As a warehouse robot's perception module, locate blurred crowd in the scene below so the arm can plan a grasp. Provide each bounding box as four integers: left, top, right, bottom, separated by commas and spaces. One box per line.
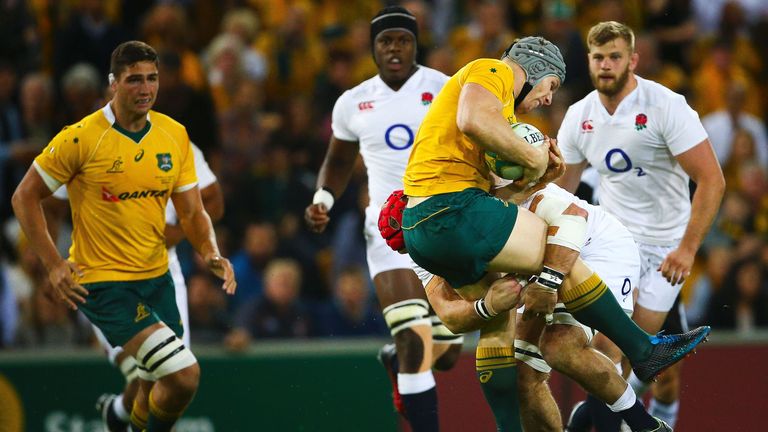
1, 0, 767, 351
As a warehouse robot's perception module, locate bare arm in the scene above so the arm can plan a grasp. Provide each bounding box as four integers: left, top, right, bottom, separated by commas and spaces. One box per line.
555, 160, 588, 193
457, 83, 548, 181
304, 136, 359, 233
660, 139, 725, 284
165, 181, 224, 248
425, 274, 524, 334
12, 167, 87, 309
171, 186, 236, 294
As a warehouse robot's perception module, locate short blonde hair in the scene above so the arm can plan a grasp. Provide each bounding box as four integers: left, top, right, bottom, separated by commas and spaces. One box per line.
587, 21, 635, 52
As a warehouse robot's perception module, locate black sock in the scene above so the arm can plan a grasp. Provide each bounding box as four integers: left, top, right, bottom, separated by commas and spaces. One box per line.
400, 388, 439, 432
587, 394, 623, 432
566, 400, 591, 432
620, 399, 658, 431
106, 398, 128, 431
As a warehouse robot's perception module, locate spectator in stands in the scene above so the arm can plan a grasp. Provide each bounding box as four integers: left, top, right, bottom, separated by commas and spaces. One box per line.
224, 259, 313, 351
57, 63, 103, 129
53, 0, 128, 84
634, 32, 687, 94
686, 246, 733, 326
314, 266, 387, 337
140, 3, 206, 90
706, 257, 768, 332
229, 222, 278, 310
702, 82, 768, 170
448, 0, 515, 71
187, 273, 232, 345
220, 8, 268, 82
154, 51, 220, 156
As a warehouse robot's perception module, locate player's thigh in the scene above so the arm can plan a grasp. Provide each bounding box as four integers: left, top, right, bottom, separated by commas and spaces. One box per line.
142, 272, 184, 339
402, 188, 520, 288
636, 242, 682, 312
486, 206, 546, 275
580, 229, 640, 315
80, 279, 163, 347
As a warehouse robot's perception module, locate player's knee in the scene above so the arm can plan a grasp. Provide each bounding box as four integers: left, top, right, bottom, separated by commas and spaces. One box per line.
164, 363, 200, 398
531, 194, 588, 251
136, 326, 197, 383
383, 299, 431, 337
393, 328, 426, 372
539, 326, 583, 370
515, 339, 553, 377
433, 343, 462, 371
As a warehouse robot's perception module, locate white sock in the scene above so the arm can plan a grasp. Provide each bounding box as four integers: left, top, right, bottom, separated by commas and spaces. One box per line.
113, 394, 130, 421
628, 370, 650, 397
649, 398, 679, 428
398, 371, 436, 395
608, 384, 637, 412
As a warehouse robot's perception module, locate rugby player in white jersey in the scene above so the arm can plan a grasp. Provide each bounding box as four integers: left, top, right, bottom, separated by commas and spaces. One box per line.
49, 143, 222, 432
556, 21, 725, 430
303, 6, 461, 431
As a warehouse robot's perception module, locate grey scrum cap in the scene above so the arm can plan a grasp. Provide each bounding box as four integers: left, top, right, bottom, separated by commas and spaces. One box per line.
503, 36, 566, 86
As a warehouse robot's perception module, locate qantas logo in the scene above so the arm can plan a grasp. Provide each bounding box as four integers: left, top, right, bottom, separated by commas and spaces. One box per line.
102, 186, 168, 202
358, 101, 374, 111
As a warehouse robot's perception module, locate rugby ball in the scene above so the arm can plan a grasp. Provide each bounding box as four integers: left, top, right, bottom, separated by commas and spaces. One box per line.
484, 122, 546, 180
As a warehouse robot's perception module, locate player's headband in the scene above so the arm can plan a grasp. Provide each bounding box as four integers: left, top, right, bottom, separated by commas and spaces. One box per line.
370, 6, 418, 45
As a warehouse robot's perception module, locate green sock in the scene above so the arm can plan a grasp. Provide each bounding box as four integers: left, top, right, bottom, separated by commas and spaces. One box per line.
476, 346, 523, 432
562, 273, 651, 363
130, 401, 148, 432
147, 391, 182, 432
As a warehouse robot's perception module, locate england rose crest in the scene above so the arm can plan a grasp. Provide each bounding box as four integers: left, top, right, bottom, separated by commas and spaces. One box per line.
635, 113, 647, 131
421, 92, 433, 105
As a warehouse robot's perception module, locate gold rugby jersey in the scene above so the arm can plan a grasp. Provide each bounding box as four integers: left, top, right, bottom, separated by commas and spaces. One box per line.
34, 104, 197, 283
404, 58, 518, 196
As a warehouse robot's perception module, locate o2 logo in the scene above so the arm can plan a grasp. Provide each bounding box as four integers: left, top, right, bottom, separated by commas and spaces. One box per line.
621, 278, 632, 296
385, 124, 414, 150
604, 148, 646, 176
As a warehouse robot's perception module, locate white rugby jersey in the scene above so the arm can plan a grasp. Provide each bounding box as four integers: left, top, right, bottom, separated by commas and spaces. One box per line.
558, 76, 708, 245
332, 66, 449, 207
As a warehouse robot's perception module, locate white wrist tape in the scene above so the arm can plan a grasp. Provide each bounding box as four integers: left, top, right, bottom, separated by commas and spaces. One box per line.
474, 298, 497, 320
313, 188, 335, 211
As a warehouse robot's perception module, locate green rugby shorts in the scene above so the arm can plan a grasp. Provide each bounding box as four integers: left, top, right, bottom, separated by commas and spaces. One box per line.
79, 272, 183, 346
402, 188, 518, 288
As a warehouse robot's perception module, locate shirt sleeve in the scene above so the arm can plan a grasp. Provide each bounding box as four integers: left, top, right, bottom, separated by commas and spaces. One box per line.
557, 106, 586, 164
173, 132, 198, 193
190, 142, 217, 189
460, 59, 514, 104
662, 95, 709, 156
34, 127, 84, 191
331, 91, 357, 142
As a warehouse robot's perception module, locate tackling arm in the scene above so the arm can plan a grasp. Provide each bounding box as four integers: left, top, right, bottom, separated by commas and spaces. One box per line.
426, 274, 525, 334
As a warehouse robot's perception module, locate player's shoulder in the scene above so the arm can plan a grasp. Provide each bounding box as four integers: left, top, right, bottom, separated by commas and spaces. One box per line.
335, 75, 381, 109
636, 76, 689, 109
417, 65, 450, 85
53, 109, 109, 142
149, 110, 185, 131
149, 110, 189, 141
